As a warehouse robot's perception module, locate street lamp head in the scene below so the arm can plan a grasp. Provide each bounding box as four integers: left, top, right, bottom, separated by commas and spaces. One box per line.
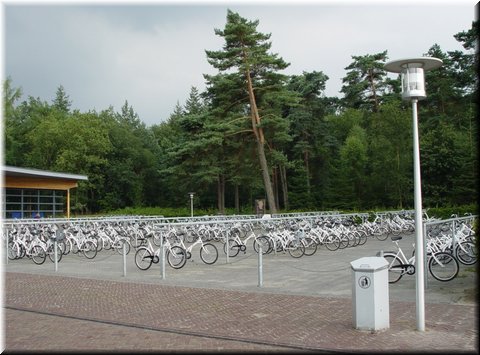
384, 57, 443, 101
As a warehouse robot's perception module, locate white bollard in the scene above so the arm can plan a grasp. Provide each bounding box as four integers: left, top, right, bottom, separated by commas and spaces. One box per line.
6, 228, 9, 265
160, 235, 165, 280
258, 244, 263, 287
226, 236, 229, 264
122, 241, 127, 277
54, 239, 58, 272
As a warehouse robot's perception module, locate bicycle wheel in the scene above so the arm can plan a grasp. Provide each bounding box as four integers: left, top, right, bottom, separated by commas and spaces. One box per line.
391, 227, 402, 236
82, 241, 98, 259
114, 239, 131, 255
383, 254, 404, 283
350, 233, 360, 247
47, 243, 63, 263
302, 237, 317, 256
375, 227, 389, 241
287, 239, 305, 258
56, 240, 66, 255
132, 236, 146, 249
325, 235, 340, 251
253, 236, 271, 254
134, 247, 154, 270
357, 230, 368, 246
96, 240, 104, 252
31, 245, 47, 265
19, 244, 26, 258
223, 238, 240, 257
152, 234, 163, 247
338, 234, 349, 249
455, 241, 477, 265
166, 246, 187, 269
61, 240, 70, 255
7, 241, 19, 260
428, 252, 459, 282
103, 239, 112, 251
200, 243, 218, 265
71, 241, 80, 254
185, 233, 196, 243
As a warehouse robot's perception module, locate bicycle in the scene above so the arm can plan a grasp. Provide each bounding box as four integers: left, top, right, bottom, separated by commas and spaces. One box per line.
9, 230, 47, 265
175, 234, 219, 265
453, 223, 477, 265
223, 223, 274, 256
64, 228, 98, 259
381, 236, 459, 283
134, 237, 187, 270
308, 225, 341, 251
264, 229, 305, 258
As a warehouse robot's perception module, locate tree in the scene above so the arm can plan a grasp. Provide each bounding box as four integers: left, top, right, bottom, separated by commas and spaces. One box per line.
52, 85, 72, 113
286, 71, 329, 207
322, 109, 367, 208
450, 20, 478, 97
117, 100, 144, 130
205, 10, 290, 213
340, 51, 395, 112
367, 102, 412, 208
3, 76, 22, 118
338, 125, 368, 208
151, 106, 186, 207
3, 77, 23, 164
421, 122, 464, 206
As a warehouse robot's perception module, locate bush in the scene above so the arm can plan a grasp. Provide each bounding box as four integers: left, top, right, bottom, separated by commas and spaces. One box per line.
426, 204, 478, 220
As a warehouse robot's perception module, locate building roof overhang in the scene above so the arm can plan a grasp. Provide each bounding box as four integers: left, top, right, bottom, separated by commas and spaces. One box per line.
2, 166, 88, 181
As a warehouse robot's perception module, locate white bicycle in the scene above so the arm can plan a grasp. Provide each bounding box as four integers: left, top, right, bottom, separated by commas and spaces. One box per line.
134, 237, 187, 270
382, 236, 459, 283
176, 235, 219, 265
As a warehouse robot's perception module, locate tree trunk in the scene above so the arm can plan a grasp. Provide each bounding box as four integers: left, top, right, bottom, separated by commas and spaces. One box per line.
368, 69, 380, 113
217, 174, 225, 215
279, 164, 289, 210
245, 69, 277, 213
221, 175, 225, 214
304, 150, 311, 196
273, 167, 279, 210
234, 183, 240, 214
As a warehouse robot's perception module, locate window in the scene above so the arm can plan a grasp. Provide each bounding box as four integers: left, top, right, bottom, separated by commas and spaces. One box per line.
3, 188, 66, 218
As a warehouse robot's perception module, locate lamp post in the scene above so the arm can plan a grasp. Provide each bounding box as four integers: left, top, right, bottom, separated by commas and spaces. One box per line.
188, 192, 195, 217
384, 57, 442, 332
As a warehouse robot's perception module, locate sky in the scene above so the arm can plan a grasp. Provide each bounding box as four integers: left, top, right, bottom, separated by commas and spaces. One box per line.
3, 0, 477, 126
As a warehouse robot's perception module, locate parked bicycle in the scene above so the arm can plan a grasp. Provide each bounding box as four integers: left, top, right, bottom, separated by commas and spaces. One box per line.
381, 236, 459, 283
134, 237, 187, 270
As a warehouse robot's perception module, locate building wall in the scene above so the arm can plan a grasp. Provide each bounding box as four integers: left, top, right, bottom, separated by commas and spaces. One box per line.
3, 175, 80, 219
4, 188, 66, 219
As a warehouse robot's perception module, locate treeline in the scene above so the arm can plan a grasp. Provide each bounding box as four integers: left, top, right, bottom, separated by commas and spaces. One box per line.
3, 11, 477, 215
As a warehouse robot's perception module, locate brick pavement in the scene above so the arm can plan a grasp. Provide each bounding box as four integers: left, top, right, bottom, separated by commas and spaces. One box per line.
4, 272, 478, 353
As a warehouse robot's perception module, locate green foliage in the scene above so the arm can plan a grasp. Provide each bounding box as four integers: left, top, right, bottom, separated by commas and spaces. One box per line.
426, 204, 478, 220
340, 51, 397, 112
3, 16, 477, 215
103, 206, 255, 218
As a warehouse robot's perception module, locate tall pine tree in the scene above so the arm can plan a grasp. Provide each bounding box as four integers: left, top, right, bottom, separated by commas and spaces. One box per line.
205, 10, 290, 213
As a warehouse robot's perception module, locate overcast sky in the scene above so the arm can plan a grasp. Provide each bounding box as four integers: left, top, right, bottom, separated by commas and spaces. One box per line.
3, 1, 476, 126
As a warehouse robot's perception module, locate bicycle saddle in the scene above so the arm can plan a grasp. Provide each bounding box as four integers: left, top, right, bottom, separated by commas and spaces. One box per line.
391, 236, 402, 241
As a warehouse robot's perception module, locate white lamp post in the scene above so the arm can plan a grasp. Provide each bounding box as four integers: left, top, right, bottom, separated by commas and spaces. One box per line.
188, 192, 195, 217
384, 57, 442, 332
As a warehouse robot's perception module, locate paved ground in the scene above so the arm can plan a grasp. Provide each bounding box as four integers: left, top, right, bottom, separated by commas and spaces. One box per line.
3, 234, 478, 352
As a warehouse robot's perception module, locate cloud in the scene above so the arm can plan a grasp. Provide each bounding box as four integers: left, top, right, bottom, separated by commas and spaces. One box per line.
6, 5, 222, 124
4, 3, 475, 126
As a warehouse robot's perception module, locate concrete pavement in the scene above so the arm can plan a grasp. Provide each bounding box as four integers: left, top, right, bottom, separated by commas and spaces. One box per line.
3, 234, 478, 352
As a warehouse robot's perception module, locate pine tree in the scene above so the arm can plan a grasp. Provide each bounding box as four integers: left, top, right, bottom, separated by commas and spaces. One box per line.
205, 10, 290, 213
